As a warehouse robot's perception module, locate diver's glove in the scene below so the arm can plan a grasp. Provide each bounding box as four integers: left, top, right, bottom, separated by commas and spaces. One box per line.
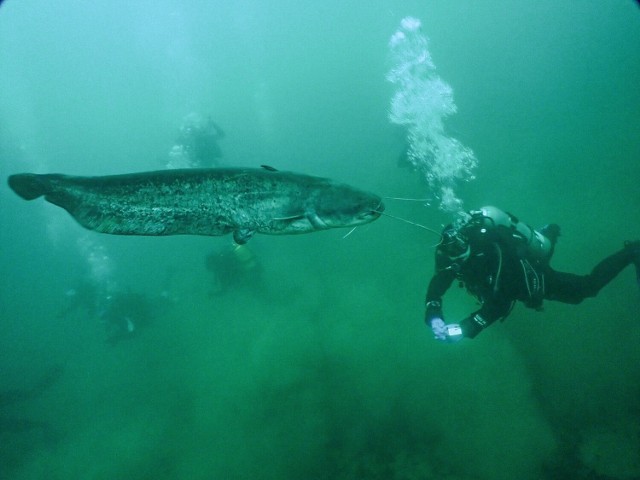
429, 317, 448, 341
429, 318, 464, 343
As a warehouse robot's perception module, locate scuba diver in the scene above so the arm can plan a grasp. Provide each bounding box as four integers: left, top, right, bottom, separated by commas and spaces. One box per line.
57, 279, 153, 345
205, 242, 263, 297
97, 290, 154, 346
167, 112, 225, 169
425, 206, 640, 341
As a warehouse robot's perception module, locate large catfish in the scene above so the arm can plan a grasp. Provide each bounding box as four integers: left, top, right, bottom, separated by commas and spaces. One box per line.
8, 166, 384, 244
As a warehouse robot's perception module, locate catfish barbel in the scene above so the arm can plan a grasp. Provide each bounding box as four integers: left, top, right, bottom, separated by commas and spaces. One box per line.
8, 166, 384, 244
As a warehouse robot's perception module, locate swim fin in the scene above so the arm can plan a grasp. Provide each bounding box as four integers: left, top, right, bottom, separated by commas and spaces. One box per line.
624, 241, 640, 287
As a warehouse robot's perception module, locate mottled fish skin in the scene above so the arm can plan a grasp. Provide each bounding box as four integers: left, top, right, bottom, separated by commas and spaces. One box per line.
8, 168, 384, 242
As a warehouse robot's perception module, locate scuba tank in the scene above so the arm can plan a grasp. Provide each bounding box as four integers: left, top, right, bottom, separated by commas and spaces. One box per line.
464, 206, 553, 262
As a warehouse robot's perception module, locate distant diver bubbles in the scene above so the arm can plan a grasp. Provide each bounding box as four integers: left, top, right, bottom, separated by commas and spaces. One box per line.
77, 235, 116, 294
387, 16, 477, 213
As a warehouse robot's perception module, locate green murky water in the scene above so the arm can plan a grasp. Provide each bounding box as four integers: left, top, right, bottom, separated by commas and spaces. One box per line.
1, 1, 639, 479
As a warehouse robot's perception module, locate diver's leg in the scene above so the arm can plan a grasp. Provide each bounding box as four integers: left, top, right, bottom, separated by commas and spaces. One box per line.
545, 243, 638, 303
544, 270, 591, 304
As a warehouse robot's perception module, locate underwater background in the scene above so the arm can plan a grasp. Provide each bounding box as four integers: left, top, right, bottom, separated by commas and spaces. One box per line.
1, 1, 639, 479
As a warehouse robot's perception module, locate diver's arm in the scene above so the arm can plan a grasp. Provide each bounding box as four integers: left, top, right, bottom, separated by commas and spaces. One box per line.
424, 268, 455, 341
424, 246, 459, 318
459, 297, 514, 339
424, 269, 454, 320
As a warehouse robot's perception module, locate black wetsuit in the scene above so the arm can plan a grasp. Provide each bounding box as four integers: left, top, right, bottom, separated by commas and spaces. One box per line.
425, 225, 637, 338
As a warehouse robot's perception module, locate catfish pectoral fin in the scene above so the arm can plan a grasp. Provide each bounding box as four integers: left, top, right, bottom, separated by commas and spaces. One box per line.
271, 214, 305, 221
307, 212, 328, 230
233, 229, 255, 245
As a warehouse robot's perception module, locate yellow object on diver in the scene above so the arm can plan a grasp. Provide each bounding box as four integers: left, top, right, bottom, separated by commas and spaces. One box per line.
232, 243, 259, 272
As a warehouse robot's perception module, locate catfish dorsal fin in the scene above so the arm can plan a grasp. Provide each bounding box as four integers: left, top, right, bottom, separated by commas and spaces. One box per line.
260, 165, 278, 172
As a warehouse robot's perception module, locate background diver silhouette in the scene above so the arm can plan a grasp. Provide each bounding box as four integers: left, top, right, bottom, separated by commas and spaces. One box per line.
167, 113, 225, 169
425, 206, 640, 341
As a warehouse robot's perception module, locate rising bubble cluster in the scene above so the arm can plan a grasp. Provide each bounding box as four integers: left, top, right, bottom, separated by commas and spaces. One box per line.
387, 17, 477, 213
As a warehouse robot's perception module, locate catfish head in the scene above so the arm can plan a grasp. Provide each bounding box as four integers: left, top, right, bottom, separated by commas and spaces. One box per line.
307, 181, 384, 230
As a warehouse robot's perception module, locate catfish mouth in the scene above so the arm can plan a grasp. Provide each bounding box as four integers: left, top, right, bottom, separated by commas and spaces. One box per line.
368, 199, 385, 219
352, 198, 384, 224
354, 202, 384, 223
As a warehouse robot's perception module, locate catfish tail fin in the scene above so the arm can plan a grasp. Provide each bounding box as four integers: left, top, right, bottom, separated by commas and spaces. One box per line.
8, 173, 52, 200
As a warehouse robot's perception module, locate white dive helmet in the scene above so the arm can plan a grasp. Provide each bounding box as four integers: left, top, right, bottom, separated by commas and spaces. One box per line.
468, 206, 552, 261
